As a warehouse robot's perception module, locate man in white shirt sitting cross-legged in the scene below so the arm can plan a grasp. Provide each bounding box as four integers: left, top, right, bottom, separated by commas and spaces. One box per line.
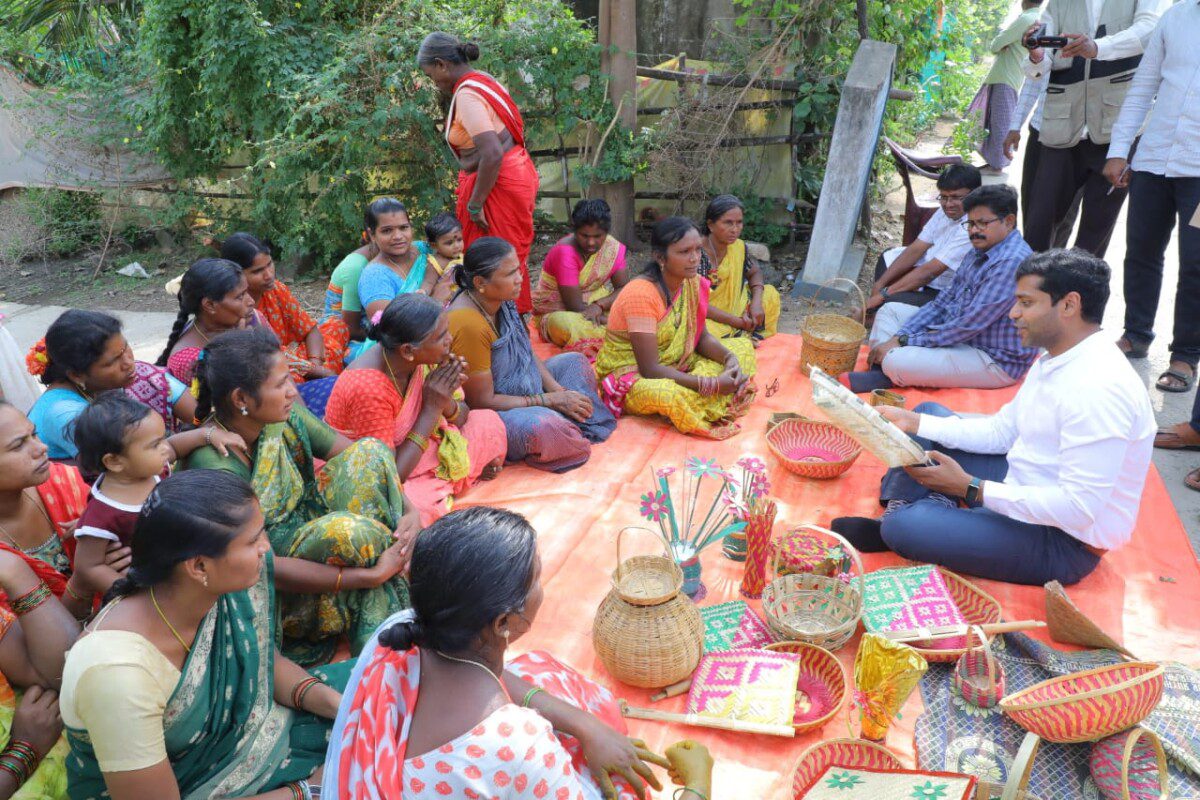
866, 165, 982, 313
832, 249, 1154, 586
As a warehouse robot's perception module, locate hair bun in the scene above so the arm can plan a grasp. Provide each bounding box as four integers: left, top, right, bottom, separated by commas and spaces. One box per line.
458, 42, 481, 62
380, 617, 426, 651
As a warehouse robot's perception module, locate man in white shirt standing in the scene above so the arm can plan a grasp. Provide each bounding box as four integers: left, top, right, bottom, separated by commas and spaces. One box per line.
1020, 0, 1163, 257
1103, 0, 1200, 394
832, 249, 1155, 586
867, 165, 981, 313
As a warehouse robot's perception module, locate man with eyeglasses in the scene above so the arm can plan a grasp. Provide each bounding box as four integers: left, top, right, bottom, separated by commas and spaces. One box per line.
867, 165, 982, 313
846, 185, 1039, 392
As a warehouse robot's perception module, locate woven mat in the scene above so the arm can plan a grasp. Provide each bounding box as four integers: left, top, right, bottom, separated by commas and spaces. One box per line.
915, 633, 1200, 798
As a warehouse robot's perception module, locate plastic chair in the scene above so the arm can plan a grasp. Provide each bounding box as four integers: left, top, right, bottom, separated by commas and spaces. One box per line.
883, 136, 964, 245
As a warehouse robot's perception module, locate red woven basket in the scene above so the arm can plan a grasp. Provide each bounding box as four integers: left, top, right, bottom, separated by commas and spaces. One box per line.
766, 418, 862, 479
791, 738, 902, 797
999, 662, 1165, 743
764, 642, 848, 735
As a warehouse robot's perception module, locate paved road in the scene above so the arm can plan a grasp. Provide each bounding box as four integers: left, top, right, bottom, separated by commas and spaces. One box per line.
890, 130, 1199, 552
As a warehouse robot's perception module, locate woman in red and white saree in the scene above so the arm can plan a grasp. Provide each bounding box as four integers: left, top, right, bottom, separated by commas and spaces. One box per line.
418, 32, 540, 314
323, 506, 713, 800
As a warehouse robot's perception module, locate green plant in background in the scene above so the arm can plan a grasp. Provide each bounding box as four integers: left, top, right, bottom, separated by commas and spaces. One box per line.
14, 188, 103, 258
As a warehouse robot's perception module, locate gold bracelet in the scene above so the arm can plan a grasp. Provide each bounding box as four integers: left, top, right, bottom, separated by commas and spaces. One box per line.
405, 431, 430, 452
65, 580, 90, 603
334, 568, 344, 593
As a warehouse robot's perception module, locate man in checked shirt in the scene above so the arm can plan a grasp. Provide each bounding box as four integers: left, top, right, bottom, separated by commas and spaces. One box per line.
847, 184, 1040, 392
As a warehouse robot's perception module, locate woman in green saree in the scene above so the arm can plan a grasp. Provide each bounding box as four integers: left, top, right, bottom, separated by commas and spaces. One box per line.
181, 328, 420, 666
61, 470, 348, 800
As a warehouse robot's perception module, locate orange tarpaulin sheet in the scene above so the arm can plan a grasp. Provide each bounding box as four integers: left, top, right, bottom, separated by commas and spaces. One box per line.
455, 333, 1200, 799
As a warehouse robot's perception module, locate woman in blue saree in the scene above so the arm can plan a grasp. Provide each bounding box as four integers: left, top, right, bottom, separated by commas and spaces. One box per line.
61, 470, 349, 800
447, 237, 615, 472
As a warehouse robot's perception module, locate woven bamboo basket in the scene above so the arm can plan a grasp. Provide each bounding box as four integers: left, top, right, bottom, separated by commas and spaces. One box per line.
953, 627, 1006, 709
791, 738, 902, 798
999, 662, 1165, 744
765, 641, 848, 734
761, 525, 863, 651
593, 529, 705, 688
799, 278, 868, 377
1089, 728, 1169, 800
766, 416, 862, 479
869, 565, 1002, 663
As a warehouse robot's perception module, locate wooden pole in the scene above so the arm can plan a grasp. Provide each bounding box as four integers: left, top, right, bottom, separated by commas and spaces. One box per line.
597, 0, 637, 243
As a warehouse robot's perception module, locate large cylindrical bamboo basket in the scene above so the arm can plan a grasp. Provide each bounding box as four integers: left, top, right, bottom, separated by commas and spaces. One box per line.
592, 529, 705, 688
799, 278, 868, 377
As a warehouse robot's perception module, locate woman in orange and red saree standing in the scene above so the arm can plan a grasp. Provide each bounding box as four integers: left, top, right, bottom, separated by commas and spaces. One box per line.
418, 32, 539, 315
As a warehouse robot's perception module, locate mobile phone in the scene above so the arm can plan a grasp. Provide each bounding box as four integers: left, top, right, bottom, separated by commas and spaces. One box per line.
1035, 34, 1070, 48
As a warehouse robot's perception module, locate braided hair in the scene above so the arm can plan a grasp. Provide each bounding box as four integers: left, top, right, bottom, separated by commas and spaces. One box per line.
156, 259, 243, 367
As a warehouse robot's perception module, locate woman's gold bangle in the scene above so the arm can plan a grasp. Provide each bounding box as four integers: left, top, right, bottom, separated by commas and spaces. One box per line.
334, 568, 344, 593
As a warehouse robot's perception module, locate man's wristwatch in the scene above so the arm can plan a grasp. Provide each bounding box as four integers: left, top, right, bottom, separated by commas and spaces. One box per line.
965, 476, 983, 506
880, 286, 892, 299
896, 333, 909, 347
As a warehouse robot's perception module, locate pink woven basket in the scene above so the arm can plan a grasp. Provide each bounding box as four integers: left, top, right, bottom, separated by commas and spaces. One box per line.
764, 641, 848, 734
952, 627, 1005, 709
999, 662, 1165, 743
766, 418, 862, 479
791, 738, 902, 797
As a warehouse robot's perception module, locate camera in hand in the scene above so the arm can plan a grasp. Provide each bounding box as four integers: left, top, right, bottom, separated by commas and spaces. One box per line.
1024, 24, 1069, 49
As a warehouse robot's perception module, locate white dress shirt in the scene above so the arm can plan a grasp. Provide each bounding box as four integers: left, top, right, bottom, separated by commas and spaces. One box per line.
916, 332, 1155, 550
1010, 70, 1050, 133
917, 209, 973, 292
1107, 1, 1200, 176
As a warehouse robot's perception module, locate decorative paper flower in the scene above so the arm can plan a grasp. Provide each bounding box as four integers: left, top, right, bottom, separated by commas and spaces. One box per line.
655, 466, 676, 478
684, 456, 721, 478
715, 469, 740, 486
736, 455, 766, 474
25, 338, 49, 377
639, 490, 670, 521
721, 488, 748, 521
746, 474, 771, 499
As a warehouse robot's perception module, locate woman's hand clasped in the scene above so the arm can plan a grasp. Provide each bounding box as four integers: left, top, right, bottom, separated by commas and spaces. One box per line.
424, 356, 467, 415
546, 390, 593, 423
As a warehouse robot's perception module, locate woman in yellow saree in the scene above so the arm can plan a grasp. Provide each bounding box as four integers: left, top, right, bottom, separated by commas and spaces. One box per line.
531, 199, 630, 358
595, 217, 757, 440
699, 195, 780, 340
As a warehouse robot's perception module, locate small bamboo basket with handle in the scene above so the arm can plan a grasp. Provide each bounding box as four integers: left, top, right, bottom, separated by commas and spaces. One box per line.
800, 277, 868, 377
1089, 728, 1169, 800
761, 525, 863, 651
592, 528, 705, 688
953, 626, 1006, 709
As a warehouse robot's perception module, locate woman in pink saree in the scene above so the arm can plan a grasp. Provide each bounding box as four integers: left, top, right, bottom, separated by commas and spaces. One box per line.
324, 294, 506, 525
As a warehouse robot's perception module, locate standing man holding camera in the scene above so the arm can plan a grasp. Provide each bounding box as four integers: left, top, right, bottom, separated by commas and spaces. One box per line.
1103, 0, 1200, 393
1019, 0, 1164, 258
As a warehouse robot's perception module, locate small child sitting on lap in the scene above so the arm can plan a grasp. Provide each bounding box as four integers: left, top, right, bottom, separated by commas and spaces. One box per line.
71, 391, 246, 599
426, 212, 464, 304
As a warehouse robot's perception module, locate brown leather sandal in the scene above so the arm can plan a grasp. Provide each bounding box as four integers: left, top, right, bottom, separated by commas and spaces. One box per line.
1154, 422, 1200, 451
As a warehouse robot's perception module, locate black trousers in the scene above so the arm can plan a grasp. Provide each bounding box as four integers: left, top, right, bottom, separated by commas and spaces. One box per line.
873, 254, 939, 307
1122, 171, 1200, 367
1025, 135, 1126, 258
1021, 127, 1081, 249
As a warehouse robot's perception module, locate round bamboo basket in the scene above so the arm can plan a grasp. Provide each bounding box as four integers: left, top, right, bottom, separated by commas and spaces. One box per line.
765, 641, 848, 734
799, 278, 868, 377
868, 565, 1002, 663
593, 529, 705, 688
999, 662, 1165, 744
761, 525, 863, 651
765, 417, 862, 479
791, 738, 902, 798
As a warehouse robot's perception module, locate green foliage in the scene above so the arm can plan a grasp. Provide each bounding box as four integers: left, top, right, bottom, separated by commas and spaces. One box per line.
11, 188, 103, 258
20, 0, 644, 270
